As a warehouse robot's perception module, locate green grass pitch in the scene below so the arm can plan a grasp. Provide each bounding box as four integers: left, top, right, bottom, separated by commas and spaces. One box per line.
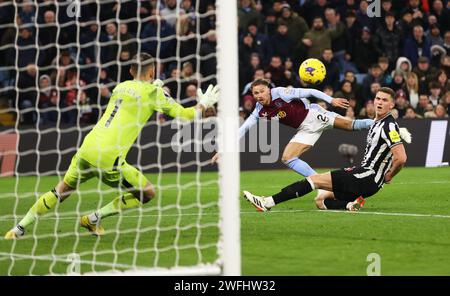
0, 167, 449, 275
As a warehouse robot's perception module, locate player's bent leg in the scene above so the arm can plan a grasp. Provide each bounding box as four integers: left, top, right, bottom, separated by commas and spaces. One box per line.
82, 164, 154, 236
282, 142, 316, 177
5, 180, 75, 239
309, 172, 333, 191
315, 190, 335, 210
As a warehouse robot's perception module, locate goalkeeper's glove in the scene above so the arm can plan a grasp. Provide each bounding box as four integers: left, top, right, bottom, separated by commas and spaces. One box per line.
153, 79, 164, 88
197, 84, 219, 109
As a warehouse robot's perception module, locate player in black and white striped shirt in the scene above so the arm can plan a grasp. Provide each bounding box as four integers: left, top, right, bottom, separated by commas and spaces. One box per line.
243, 87, 409, 212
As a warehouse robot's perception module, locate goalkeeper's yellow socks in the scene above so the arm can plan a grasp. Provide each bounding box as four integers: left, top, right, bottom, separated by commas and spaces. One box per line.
91, 193, 142, 222
18, 189, 60, 229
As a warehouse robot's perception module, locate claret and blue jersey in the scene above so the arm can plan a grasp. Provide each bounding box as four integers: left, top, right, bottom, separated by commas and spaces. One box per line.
239, 87, 334, 138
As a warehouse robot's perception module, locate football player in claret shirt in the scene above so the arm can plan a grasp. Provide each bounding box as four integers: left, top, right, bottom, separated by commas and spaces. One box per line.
244, 87, 409, 212
5, 53, 219, 239
213, 78, 374, 178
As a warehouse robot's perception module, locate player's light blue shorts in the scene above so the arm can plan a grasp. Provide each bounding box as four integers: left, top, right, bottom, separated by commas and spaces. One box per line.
63, 154, 149, 191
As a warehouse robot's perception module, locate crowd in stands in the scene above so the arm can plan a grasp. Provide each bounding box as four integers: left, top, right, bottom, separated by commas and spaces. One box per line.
0, 0, 217, 126
0, 0, 450, 127
238, 0, 450, 121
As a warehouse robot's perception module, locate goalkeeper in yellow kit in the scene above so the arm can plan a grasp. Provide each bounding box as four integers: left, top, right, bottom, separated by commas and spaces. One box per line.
5, 53, 219, 239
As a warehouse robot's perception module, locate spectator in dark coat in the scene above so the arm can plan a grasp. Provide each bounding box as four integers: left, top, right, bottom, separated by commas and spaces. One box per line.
403, 24, 431, 67
353, 27, 381, 73
271, 22, 295, 61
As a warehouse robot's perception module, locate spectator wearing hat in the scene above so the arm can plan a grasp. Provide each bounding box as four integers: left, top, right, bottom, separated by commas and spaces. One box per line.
430, 44, 447, 68
403, 24, 431, 67
395, 89, 411, 117
263, 9, 278, 36
390, 70, 406, 92
374, 11, 403, 69
413, 56, 438, 93
353, 27, 381, 73
277, 4, 309, 50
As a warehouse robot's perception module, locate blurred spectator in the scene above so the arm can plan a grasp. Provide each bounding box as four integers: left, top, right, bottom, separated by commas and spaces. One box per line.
353, 27, 381, 73
435, 103, 449, 118
119, 23, 137, 56
361, 64, 384, 102
302, 16, 344, 59
378, 57, 393, 85
278, 4, 309, 49
141, 9, 176, 59
428, 81, 442, 106
238, 0, 263, 33
265, 56, 288, 86
374, 11, 403, 69
416, 94, 431, 116
390, 70, 406, 92
359, 99, 376, 119
271, 22, 295, 61
403, 106, 423, 118
320, 49, 340, 90
436, 70, 450, 92
395, 56, 413, 78
403, 24, 431, 67
405, 72, 420, 108
180, 84, 198, 108
19, 0, 36, 24
395, 89, 410, 117
244, 23, 273, 65
161, 0, 178, 28
413, 56, 438, 93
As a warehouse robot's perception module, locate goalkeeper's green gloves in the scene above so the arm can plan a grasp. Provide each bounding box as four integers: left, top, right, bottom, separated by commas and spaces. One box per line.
198, 84, 219, 109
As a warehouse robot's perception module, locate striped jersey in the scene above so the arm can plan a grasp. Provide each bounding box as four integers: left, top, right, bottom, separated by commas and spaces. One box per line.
358, 112, 403, 187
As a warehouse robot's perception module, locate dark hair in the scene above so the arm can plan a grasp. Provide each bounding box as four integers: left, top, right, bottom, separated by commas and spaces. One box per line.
131, 53, 155, 75
378, 87, 396, 100
250, 78, 271, 91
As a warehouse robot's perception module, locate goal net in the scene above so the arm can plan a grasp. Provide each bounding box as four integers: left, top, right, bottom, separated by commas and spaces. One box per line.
0, 0, 240, 275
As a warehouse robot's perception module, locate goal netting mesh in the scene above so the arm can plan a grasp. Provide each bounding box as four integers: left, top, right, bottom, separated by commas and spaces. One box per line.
0, 0, 240, 275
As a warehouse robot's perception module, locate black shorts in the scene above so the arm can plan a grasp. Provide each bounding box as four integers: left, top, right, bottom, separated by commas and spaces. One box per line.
330, 167, 380, 202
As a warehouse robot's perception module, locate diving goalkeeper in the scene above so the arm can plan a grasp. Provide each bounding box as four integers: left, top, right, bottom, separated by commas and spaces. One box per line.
5, 53, 219, 239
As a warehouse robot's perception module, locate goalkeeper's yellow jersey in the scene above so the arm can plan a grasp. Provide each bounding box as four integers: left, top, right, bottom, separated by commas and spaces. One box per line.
78, 80, 197, 169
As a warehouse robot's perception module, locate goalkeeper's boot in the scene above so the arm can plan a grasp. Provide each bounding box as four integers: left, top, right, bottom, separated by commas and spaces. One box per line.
4, 225, 25, 240
80, 215, 105, 236
243, 191, 270, 212
346, 196, 366, 211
